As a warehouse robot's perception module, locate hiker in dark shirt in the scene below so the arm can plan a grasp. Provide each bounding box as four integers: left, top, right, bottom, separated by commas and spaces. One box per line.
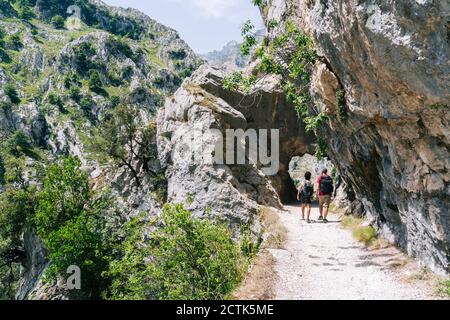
316, 169, 334, 223
297, 171, 314, 223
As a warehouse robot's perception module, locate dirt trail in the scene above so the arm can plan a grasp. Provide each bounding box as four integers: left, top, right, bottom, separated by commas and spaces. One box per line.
269, 205, 440, 300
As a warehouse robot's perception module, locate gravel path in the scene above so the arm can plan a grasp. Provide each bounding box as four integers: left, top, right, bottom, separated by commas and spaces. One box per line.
270, 205, 436, 300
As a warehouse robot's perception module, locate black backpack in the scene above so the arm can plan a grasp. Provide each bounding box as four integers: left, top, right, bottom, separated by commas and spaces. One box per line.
302, 181, 314, 197
320, 176, 334, 195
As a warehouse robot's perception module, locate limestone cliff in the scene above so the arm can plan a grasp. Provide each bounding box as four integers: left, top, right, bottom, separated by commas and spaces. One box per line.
260, 0, 449, 273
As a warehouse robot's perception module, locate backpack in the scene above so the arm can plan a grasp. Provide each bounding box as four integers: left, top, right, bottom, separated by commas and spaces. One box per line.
302, 181, 314, 197
320, 176, 334, 195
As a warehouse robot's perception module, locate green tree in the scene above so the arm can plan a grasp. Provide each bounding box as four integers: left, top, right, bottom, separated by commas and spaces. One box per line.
105, 204, 246, 300
88, 105, 158, 187
33, 157, 115, 298
51, 15, 65, 29
17, 2, 35, 21
240, 20, 257, 56
34, 157, 90, 236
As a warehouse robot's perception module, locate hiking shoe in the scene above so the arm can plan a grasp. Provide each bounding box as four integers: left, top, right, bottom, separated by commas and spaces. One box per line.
306, 219, 311, 224
323, 219, 329, 223
318, 216, 323, 221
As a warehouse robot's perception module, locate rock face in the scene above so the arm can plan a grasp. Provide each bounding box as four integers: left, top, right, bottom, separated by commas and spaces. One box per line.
201, 30, 265, 70
289, 154, 334, 188
201, 41, 250, 70
262, 0, 449, 273
157, 64, 315, 226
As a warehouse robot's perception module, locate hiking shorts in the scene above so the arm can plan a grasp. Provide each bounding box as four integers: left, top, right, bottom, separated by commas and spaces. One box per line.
319, 195, 332, 208
300, 195, 312, 205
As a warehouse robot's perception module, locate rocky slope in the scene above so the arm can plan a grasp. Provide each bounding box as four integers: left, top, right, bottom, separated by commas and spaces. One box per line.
201, 30, 265, 70
201, 41, 249, 70
0, 0, 201, 299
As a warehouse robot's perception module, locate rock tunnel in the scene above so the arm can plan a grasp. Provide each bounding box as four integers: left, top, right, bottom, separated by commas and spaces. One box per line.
194, 68, 316, 203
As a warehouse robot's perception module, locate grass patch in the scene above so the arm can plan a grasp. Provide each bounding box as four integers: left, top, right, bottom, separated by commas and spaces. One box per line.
328, 203, 338, 213
342, 216, 377, 246
184, 83, 218, 110
231, 250, 276, 300
260, 207, 287, 249
232, 207, 286, 300
145, 46, 166, 68
437, 279, 450, 297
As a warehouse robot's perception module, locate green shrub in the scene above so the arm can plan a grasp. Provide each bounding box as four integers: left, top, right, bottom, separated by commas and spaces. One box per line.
0, 129, 40, 299
0, 263, 20, 300
107, 69, 123, 87
177, 65, 197, 79
0, 47, 11, 63
239, 19, 328, 157
0, 0, 16, 19
0, 187, 36, 249
47, 92, 64, 108
106, 204, 247, 300
0, 26, 5, 43
17, 3, 35, 21
34, 157, 90, 236
240, 20, 257, 56
73, 42, 97, 74
63, 72, 81, 89
69, 86, 81, 101
437, 279, 450, 297
240, 225, 261, 259
353, 226, 377, 246
223, 71, 256, 94
168, 49, 187, 60
107, 36, 134, 60
109, 95, 120, 108
5, 34, 22, 51
342, 216, 377, 246
88, 70, 103, 93
3, 130, 37, 159
51, 15, 65, 29
79, 96, 93, 111
4, 83, 20, 104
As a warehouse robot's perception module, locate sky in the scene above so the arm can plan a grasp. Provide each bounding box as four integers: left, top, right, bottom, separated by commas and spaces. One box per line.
102, 0, 264, 54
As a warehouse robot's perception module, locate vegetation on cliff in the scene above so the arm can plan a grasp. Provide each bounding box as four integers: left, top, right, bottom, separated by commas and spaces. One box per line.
227, 14, 329, 159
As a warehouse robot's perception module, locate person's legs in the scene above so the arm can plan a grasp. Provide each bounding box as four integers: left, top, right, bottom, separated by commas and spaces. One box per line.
301, 203, 305, 220
323, 196, 331, 221
318, 196, 324, 219
323, 205, 329, 219
306, 204, 312, 221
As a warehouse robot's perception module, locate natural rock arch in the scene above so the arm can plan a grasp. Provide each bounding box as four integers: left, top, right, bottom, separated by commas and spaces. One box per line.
157, 65, 317, 229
